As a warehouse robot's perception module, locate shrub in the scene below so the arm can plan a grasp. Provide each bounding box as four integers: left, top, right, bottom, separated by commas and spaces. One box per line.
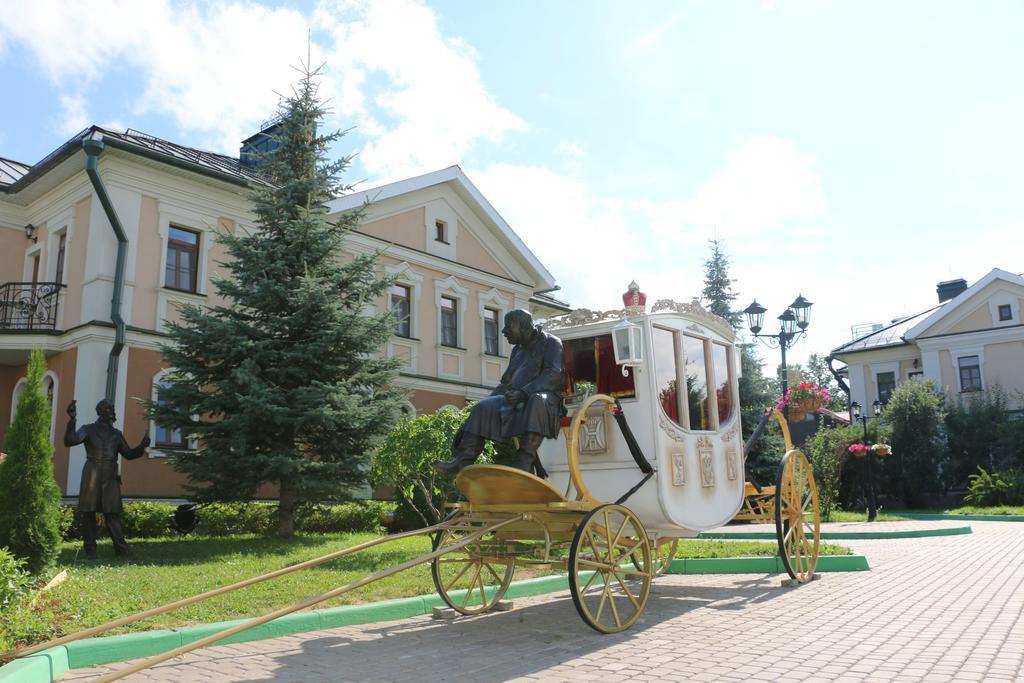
964, 467, 1024, 506
294, 501, 394, 534
0, 547, 31, 612
946, 387, 1024, 487
804, 425, 849, 521
883, 379, 947, 507
372, 408, 508, 529
0, 349, 63, 575
123, 502, 175, 538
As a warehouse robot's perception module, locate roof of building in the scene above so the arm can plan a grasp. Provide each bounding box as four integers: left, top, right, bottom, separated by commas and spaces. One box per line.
904, 268, 1024, 340
327, 165, 557, 291
0, 156, 32, 185
1, 126, 274, 194
830, 306, 941, 355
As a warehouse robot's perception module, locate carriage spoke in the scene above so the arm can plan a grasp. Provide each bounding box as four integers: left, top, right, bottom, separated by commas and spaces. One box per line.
444, 557, 474, 592
612, 572, 641, 609
460, 564, 482, 608
607, 580, 622, 628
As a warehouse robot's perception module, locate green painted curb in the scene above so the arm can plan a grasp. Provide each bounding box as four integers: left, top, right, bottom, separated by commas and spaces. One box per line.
700, 525, 972, 540
666, 554, 869, 573
0, 559, 866, 682
887, 512, 1024, 522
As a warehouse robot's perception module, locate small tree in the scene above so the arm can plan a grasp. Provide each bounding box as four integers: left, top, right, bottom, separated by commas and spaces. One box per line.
0, 349, 62, 574
700, 238, 742, 329
150, 65, 404, 536
804, 424, 850, 521
882, 379, 947, 507
372, 408, 507, 528
945, 386, 1018, 487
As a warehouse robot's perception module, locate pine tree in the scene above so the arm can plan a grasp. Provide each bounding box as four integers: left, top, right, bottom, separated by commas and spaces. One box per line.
0, 348, 62, 574
150, 66, 404, 537
700, 238, 742, 329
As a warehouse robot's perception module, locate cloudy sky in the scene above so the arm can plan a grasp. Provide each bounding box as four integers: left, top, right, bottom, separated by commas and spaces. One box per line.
2, 0, 1022, 369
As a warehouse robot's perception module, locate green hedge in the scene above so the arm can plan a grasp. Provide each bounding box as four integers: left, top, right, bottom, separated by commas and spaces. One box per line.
57, 500, 396, 540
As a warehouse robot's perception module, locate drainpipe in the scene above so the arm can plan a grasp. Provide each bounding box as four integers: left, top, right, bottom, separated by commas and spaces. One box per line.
82, 137, 128, 402
826, 354, 850, 407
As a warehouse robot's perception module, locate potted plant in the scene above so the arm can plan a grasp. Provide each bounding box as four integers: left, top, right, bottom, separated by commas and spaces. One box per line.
777, 382, 831, 420
847, 443, 871, 458
872, 443, 892, 457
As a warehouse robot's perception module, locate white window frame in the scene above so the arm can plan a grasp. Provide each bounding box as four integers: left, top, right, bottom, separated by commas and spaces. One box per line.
989, 291, 1020, 328
149, 369, 197, 458
42, 371, 58, 441
384, 262, 424, 340
952, 348, 985, 394
434, 275, 470, 349
10, 377, 27, 424
478, 287, 510, 358
869, 362, 900, 404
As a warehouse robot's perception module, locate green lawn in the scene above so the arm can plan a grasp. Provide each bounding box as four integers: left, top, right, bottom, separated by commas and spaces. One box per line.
944, 505, 1024, 516
14, 532, 850, 644
827, 510, 913, 522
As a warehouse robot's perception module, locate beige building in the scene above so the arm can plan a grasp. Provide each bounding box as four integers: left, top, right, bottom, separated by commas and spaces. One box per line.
831, 269, 1024, 412
0, 126, 566, 500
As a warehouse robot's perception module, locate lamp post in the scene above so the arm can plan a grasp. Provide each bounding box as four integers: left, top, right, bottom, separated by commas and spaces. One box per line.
851, 400, 882, 522
742, 294, 813, 417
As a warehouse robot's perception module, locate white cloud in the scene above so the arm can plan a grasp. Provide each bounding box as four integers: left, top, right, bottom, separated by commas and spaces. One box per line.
638, 136, 825, 246
315, 0, 525, 179
57, 94, 89, 136
0, 0, 522, 166
556, 141, 585, 159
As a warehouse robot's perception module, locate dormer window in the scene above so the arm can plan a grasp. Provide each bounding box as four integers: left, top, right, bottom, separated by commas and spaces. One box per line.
435, 220, 448, 244
998, 304, 1012, 321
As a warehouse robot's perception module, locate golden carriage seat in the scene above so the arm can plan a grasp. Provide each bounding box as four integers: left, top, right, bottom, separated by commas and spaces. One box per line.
455, 464, 567, 505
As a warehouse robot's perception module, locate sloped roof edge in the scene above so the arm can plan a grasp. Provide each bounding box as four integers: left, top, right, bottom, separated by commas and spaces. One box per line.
326, 166, 556, 290
904, 268, 1024, 340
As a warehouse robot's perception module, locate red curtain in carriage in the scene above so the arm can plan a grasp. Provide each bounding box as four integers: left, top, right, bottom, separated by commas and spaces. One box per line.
562, 334, 636, 398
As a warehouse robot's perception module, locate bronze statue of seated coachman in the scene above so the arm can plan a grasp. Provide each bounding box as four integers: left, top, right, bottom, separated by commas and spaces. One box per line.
432, 309, 565, 478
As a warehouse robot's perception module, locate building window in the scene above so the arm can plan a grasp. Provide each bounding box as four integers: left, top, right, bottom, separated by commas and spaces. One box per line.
390, 284, 411, 338
441, 296, 458, 347
154, 381, 186, 448
435, 220, 448, 244
908, 371, 924, 381
876, 371, 896, 404
998, 304, 1012, 321
958, 356, 982, 392
165, 226, 200, 292
484, 308, 500, 355
55, 234, 67, 285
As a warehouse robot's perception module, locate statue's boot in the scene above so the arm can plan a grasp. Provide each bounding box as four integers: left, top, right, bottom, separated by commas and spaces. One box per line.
432, 432, 484, 476
514, 432, 547, 478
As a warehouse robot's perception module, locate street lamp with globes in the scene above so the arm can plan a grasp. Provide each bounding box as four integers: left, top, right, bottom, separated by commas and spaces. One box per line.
742, 294, 813, 416
851, 399, 883, 522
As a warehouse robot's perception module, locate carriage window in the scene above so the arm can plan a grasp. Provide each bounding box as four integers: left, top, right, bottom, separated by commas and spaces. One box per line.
683, 335, 711, 431
653, 326, 681, 423
713, 342, 733, 424
562, 334, 636, 399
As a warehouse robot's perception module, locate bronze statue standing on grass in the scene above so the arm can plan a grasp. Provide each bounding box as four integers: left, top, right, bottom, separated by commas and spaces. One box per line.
65, 399, 150, 559
432, 309, 565, 477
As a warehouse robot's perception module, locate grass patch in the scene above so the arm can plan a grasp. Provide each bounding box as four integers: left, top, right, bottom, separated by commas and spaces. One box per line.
675, 539, 851, 557
945, 505, 1024, 516
827, 510, 913, 522
3, 533, 851, 649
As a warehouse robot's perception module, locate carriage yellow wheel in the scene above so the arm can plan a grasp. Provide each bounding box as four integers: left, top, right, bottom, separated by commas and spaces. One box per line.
774, 449, 820, 582
431, 525, 515, 615
569, 504, 652, 633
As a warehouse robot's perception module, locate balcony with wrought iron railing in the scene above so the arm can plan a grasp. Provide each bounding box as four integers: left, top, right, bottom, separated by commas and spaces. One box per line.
0, 282, 66, 332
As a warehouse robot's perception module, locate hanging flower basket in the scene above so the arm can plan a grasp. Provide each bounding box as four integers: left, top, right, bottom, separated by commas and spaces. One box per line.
872, 444, 892, 457
847, 443, 871, 458
777, 382, 830, 419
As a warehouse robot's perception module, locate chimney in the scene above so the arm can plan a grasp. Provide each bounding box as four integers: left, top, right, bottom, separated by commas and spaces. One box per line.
936, 278, 968, 303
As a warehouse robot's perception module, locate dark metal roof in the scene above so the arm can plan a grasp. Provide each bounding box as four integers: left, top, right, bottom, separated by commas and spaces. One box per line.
831, 305, 941, 355
1, 126, 274, 193
0, 156, 32, 186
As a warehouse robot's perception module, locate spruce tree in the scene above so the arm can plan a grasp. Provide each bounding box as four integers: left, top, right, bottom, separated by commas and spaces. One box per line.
150, 66, 404, 537
0, 348, 62, 574
700, 237, 742, 329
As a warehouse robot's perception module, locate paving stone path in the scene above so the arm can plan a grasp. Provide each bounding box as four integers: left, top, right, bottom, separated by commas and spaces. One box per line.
63, 520, 1024, 682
